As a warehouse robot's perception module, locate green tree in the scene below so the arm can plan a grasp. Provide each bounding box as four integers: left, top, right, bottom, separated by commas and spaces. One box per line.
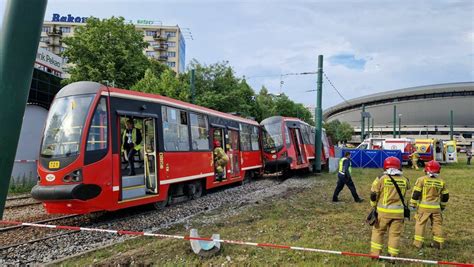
323, 119, 354, 144
62, 16, 150, 88
254, 86, 276, 121
131, 68, 188, 101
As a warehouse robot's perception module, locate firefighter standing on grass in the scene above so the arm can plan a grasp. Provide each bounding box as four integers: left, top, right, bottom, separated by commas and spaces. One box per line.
410, 149, 420, 170
410, 160, 449, 249
369, 157, 410, 257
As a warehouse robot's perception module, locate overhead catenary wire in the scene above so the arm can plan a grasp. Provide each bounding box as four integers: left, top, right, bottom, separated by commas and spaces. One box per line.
322, 72, 352, 106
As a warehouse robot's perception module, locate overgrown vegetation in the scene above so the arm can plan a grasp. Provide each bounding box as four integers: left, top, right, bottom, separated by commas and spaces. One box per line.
8, 176, 36, 194
61, 156, 473, 266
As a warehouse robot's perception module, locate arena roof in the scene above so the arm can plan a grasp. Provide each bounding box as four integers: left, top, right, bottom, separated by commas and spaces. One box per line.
323, 82, 474, 120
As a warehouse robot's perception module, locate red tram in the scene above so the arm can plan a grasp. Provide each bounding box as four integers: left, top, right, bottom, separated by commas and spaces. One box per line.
32, 82, 263, 214
260, 116, 330, 173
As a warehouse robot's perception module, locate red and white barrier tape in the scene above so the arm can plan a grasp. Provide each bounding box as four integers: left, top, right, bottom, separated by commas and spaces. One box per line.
0, 220, 471, 266
14, 160, 37, 163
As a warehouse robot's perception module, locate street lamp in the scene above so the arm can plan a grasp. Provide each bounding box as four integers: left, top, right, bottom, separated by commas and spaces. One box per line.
398, 114, 402, 138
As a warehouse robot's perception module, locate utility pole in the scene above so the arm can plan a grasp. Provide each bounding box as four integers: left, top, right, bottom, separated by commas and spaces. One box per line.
393, 105, 397, 138
372, 118, 374, 137
190, 69, 195, 104
450, 110, 454, 140
0, 0, 48, 219
398, 114, 402, 138
314, 55, 323, 173
367, 116, 370, 138
361, 104, 365, 141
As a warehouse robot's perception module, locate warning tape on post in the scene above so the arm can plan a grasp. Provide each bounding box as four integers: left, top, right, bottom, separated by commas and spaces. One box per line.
0, 220, 472, 266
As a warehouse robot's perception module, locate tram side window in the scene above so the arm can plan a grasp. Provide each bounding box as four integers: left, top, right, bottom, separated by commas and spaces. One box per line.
86, 98, 108, 151
190, 113, 209, 150
251, 126, 260, 151
162, 106, 189, 151
239, 124, 252, 151
301, 125, 310, 144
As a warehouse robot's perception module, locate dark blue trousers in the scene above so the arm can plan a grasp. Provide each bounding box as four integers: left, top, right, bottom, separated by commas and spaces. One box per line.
332, 173, 361, 201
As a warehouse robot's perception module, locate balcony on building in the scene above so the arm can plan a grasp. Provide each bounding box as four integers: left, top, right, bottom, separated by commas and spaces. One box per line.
158, 55, 168, 61
47, 27, 63, 37
152, 44, 168, 51
153, 34, 168, 41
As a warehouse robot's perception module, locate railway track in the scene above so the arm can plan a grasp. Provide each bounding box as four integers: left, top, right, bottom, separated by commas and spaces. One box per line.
6, 195, 31, 201
5, 201, 41, 209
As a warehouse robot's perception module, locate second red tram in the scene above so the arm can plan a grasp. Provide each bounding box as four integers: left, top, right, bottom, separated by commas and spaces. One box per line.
32, 82, 263, 214
261, 116, 330, 173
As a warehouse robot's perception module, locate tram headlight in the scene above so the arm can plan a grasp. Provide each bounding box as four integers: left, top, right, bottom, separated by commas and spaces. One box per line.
63, 169, 82, 183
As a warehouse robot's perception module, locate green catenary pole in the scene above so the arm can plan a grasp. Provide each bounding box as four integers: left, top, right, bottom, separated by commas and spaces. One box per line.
190, 69, 195, 104
393, 105, 397, 138
367, 116, 370, 138
450, 110, 454, 140
372, 118, 374, 137
398, 116, 401, 138
314, 55, 323, 173
0, 0, 48, 219
361, 104, 365, 141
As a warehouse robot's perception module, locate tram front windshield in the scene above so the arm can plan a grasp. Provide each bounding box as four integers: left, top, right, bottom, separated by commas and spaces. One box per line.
40, 94, 94, 158
262, 122, 284, 152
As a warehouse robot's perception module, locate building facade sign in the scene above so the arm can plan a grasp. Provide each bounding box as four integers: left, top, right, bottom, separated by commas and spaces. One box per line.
52, 13, 88, 23
36, 47, 63, 73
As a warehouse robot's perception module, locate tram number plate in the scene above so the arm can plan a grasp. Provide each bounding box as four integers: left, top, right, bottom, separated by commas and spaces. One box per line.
49, 161, 60, 169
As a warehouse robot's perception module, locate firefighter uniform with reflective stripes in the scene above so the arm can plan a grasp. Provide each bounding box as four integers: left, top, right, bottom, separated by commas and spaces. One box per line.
370, 174, 410, 256
410, 175, 449, 248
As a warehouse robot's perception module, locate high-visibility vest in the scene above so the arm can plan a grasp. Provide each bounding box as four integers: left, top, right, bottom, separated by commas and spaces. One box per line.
338, 157, 351, 175
122, 128, 142, 151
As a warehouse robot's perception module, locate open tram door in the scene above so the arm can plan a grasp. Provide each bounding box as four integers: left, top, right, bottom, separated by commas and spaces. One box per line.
211, 126, 226, 182
118, 115, 158, 201
226, 128, 241, 179
288, 126, 307, 165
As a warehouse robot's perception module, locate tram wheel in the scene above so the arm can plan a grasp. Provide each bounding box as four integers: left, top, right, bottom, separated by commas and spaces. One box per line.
153, 193, 170, 210
192, 181, 203, 199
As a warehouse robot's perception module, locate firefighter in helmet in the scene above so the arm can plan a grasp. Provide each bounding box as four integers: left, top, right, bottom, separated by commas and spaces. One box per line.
409, 148, 420, 170
213, 140, 228, 181
370, 157, 410, 257
410, 160, 449, 249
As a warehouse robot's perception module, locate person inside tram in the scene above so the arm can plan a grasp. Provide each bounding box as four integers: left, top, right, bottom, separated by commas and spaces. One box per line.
213, 136, 228, 182
122, 119, 142, 176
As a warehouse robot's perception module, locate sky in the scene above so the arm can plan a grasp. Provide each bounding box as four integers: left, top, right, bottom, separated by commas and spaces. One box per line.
1, 0, 473, 110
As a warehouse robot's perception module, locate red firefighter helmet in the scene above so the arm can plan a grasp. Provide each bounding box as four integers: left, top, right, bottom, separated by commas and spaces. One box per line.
424, 160, 441, 174
213, 140, 221, 148
383, 156, 401, 170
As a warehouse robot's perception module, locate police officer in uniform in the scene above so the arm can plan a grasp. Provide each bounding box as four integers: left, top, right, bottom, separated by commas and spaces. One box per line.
369, 157, 410, 257
410, 160, 449, 249
332, 152, 364, 203
122, 119, 142, 176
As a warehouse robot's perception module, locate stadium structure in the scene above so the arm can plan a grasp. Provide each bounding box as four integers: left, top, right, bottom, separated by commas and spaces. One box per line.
323, 82, 474, 146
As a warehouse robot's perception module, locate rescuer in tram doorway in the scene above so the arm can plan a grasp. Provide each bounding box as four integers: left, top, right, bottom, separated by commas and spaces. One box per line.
122, 119, 142, 176
332, 152, 364, 203
213, 140, 228, 181
410, 148, 420, 170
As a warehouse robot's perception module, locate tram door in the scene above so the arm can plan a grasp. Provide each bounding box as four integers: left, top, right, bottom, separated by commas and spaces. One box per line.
226, 129, 241, 178
290, 127, 306, 165
212, 127, 226, 181
143, 118, 158, 194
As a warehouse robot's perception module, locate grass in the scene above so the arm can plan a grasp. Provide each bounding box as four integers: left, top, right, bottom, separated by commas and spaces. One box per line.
59, 156, 474, 266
